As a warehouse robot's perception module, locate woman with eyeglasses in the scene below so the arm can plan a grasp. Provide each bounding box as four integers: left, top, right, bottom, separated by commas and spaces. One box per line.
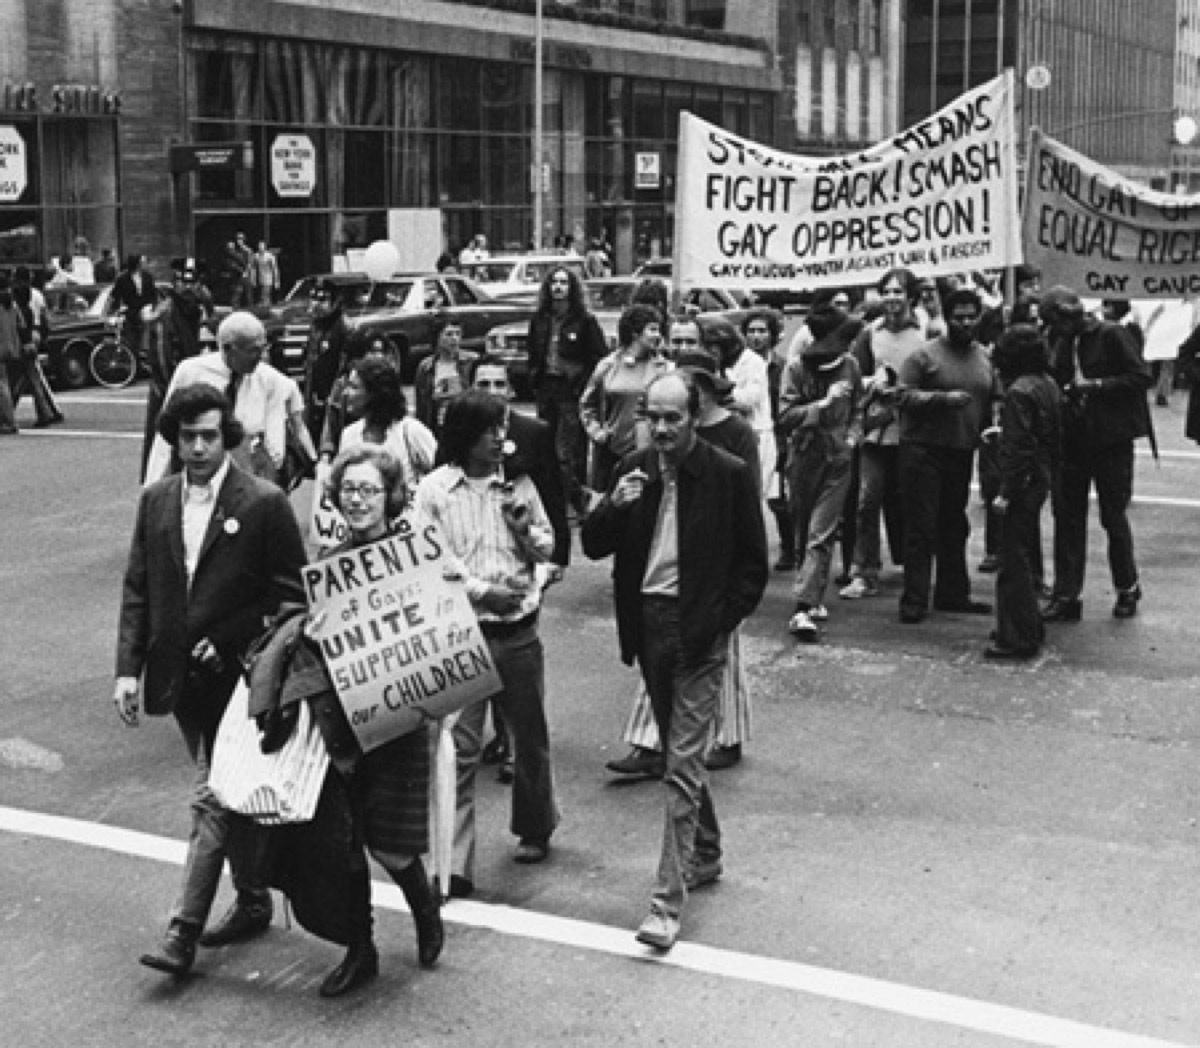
266, 445, 444, 996
579, 303, 672, 491
338, 355, 436, 496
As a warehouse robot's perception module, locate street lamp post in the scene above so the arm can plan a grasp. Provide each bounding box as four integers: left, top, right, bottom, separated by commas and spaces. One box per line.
533, 0, 544, 250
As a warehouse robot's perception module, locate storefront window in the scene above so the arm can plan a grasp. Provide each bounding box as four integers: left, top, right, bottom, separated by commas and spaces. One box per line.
482, 65, 527, 134
263, 39, 328, 125
329, 48, 389, 128
341, 130, 387, 208
193, 39, 260, 121
391, 130, 434, 208
484, 135, 528, 207
0, 209, 41, 266
631, 81, 663, 139
437, 59, 481, 132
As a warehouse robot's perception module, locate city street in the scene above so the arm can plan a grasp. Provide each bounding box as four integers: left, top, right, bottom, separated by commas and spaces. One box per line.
2, 384, 1199, 1047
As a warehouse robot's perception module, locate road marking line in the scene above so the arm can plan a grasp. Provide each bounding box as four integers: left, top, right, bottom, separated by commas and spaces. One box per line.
0, 805, 1188, 1048
13, 429, 141, 440
53, 395, 146, 406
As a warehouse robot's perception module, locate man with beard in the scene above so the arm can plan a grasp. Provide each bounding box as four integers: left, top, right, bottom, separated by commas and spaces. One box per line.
526, 266, 608, 515
896, 287, 997, 624
583, 371, 766, 951
1039, 287, 1151, 622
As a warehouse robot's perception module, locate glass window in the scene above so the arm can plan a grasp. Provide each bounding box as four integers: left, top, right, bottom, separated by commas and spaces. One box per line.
482, 64, 528, 134
342, 131, 387, 208
329, 48, 388, 127
664, 84, 692, 141
693, 85, 721, 123
438, 59, 481, 132
442, 276, 480, 306
484, 135, 528, 207
43, 118, 118, 207
192, 39, 260, 121
631, 81, 663, 139
393, 55, 433, 131
263, 39, 327, 124
390, 130, 434, 208
722, 89, 747, 136
439, 133, 479, 205
193, 122, 263, 207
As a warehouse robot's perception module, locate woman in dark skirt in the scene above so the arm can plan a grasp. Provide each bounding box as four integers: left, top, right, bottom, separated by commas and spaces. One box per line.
295, 444, 444, 996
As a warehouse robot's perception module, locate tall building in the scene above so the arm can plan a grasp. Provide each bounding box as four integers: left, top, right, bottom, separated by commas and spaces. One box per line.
0, 0, 785, 288
903, 0, 1178, 187
1173, 0, 1200, 191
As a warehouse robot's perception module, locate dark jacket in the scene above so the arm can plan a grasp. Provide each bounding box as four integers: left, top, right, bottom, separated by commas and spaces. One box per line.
581, 438, 768, 668
997, 373, 1061, 502
1049, 319, 1151, 452
526, 307, 608, 396
115, 463, 307, 716
507, 410, 570, 566
1175, 324, 1200, 444
413, 350, 478, 432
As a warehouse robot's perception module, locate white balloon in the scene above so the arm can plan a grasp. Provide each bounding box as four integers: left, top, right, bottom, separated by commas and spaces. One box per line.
362, 240, 401, 281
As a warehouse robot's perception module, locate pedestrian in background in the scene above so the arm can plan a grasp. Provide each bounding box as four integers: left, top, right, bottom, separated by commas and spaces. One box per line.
580, 303, 670, 492
10, 265, 63, 429
986, 324, 1061, 660
526, 265, 609, 515
414, 317, 477, 434
250, 240, 279, 305
1040, 287, 1152, 622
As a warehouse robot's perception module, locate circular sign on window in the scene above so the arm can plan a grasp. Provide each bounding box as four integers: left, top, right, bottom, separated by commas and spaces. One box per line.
270, 134, 316, 198
0, 126, 28, 203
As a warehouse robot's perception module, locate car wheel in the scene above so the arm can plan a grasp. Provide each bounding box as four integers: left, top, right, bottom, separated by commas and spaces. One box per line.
57, 339, 94, 389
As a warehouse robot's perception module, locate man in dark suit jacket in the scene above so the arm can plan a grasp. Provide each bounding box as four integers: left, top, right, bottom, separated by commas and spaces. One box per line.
114, 383, 307, 976
582, 371, 767, 952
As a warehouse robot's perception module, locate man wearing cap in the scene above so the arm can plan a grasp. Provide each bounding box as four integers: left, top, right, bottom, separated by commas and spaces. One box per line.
583, 370, 767, 952
1040, 286, 1151, 621
145, 311, 316, 488
304, 280, 351, 442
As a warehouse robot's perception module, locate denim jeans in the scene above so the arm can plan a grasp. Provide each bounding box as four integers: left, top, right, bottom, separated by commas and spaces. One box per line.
536, 376, 588, 508
638, 597, 724, 920
452, 623, 558, 882
788, 449, 853, 608
851, 444, 906, 582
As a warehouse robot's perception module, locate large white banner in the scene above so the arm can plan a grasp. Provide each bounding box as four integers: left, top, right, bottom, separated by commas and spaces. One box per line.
1023, 126, 1200, 299
674, 71, 1021, 292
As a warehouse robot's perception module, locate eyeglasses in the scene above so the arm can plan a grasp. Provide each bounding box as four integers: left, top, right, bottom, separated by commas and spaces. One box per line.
670, 336, 699, 345
340, 482, 385, 500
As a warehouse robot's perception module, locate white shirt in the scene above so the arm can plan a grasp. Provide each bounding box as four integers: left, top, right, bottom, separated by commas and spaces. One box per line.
145, 352, 303, 485
414, 465, 553, 624
181, 456, 231, 585
728, 348, 772, 433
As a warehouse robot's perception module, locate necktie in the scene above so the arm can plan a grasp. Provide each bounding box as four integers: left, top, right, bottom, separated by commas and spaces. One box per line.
226, 370, 242, 409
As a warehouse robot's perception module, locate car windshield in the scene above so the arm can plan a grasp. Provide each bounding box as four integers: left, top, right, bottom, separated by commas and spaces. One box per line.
587, 283, 636, 311
461, 262, 517, 284
365, 281, 414, 308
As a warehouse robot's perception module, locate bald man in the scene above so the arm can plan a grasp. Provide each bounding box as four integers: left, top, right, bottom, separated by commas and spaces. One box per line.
145, 311, 315, 486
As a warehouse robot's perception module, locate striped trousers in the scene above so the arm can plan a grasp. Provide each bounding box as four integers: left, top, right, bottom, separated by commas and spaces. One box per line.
622, 627, 750, 751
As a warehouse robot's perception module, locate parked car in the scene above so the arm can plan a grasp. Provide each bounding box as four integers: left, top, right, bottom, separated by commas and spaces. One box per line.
482, 277, 754, 395
265, 271, 537, 382
457, 255, 587, 302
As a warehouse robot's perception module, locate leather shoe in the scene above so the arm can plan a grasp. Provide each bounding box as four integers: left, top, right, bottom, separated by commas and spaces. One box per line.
635, 906, 679, 951
1041, 597, 1082, 623
481, 734, 509, 765
319, 940, 379, 998
984, 644, 1038, 661
198, 899, 272, 947
514, 837, 550, 864
934, 598, 992, 614
704, 745, 741, 771
140, 922, 198, 976
1113, 584, 1142, 619
448, 874, 474, 899
605, 746, 665, 778
684, 857, 723, 890
899, 606, 926, 624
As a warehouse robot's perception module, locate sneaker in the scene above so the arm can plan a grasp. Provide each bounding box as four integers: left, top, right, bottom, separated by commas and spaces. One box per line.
839, 577, 879, 599
809, 604, 829, 621
635, 906, 680, 950
684, 857, 723, 890
788, 608, 818, 641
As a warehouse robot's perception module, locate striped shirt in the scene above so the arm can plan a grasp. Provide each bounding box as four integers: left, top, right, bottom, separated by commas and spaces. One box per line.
414, 464, 553, 624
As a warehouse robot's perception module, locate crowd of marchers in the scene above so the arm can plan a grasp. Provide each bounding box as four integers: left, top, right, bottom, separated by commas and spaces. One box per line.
107, 257, 1178, 996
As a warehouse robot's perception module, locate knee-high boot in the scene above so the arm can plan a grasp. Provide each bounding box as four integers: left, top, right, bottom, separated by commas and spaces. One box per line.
319, 866, 379, 998
394, 857, 444, 968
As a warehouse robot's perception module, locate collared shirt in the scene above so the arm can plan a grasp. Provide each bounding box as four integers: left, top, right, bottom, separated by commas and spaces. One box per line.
144, 351, 303, 485
640, 465, 680, 597
181, 456, 231, 585
414, 464, 553, 624
728, 348, 772, 433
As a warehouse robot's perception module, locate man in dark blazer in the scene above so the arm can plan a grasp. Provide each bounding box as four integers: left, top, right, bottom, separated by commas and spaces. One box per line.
114, 382, 307, 976
582, 371, 767, 952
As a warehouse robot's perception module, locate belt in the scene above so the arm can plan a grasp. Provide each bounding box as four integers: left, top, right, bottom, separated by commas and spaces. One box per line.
479, 611, 539, 640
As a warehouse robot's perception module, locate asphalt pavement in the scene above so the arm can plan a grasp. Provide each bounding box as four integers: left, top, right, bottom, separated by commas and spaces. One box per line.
1, 384, 1199, 1047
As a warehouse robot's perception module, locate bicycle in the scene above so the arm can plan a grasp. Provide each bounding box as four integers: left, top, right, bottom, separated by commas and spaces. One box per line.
89, 313, 139, 389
